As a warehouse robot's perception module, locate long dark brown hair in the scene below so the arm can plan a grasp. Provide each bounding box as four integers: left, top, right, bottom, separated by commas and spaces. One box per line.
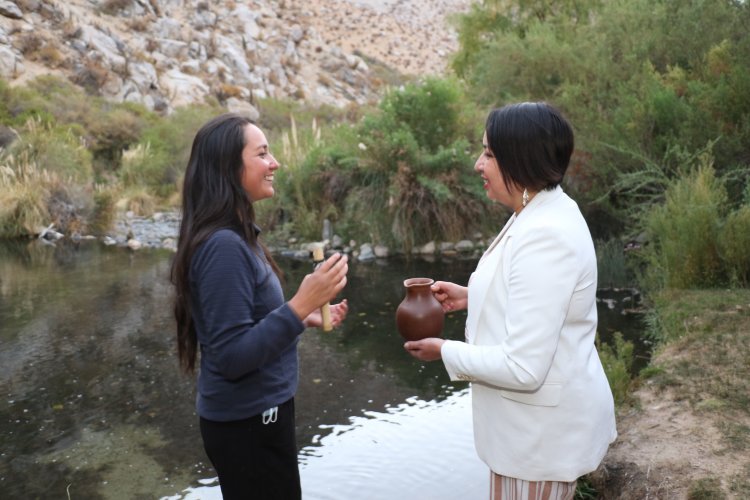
171, 113, 281, 374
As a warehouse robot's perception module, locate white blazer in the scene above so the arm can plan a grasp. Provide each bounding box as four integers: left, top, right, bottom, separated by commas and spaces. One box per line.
441, 186, 617, 482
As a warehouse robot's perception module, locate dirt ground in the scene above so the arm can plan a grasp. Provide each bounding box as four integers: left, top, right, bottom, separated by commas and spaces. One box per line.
592, 385, 747, 498
590, 316, 750, 499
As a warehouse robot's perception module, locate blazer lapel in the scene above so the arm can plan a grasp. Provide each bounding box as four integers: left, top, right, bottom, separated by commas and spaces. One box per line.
465, 187, 564, 342
466, 214, 516, 340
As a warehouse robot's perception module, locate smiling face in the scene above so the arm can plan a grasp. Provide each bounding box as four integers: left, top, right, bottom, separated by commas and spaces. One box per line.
474, 131, 519, 210
240, 123, 279, 202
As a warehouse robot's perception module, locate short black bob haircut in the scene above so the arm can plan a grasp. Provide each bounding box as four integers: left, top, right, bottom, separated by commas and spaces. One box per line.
485, 102, 574, 193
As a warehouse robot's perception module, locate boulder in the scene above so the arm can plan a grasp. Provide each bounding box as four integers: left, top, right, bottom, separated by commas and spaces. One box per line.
0, 1, 23, 19
159, 68, 210, 108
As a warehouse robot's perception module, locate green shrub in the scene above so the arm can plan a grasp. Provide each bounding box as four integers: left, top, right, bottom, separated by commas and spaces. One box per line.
0, 152, 53, 237
379, 77, 469, 153
119, 142, 168, 192
134, 104, 221, 199
450, 0, 750, 242
718, 205, 750, 286
256, 97, 353, 135
643, 155, 727, 289
596, 238, 631, 289
327, 79, 490, 250
87, 105, 149, 172
87, 185, 117, 236
11, 117, 93, 182
598, 331, 635, 408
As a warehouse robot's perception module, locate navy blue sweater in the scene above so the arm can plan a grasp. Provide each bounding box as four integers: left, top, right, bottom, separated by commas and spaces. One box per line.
190, 228, 305, 421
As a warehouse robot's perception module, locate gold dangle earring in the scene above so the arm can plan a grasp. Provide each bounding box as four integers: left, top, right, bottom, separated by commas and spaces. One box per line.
522, 188, 529, 207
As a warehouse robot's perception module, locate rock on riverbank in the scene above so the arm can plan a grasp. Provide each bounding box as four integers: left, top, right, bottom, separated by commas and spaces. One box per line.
108, 211, 486, 262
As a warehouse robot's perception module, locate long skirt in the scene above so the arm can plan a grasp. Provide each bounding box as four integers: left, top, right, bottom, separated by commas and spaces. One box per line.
490, 472, 577, 500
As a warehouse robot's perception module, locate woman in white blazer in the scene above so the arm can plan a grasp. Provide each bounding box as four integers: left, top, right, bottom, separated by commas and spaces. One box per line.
405, 102, 617, 500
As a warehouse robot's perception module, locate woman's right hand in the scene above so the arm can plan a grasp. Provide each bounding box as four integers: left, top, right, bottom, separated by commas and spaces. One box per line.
289, 253, 348, 320
431, 281, 468, 312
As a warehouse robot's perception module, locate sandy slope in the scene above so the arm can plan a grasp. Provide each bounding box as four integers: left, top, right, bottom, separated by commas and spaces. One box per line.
285, 0, 472, 76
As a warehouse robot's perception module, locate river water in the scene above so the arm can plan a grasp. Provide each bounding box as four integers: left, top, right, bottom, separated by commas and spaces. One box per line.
0, 240, 644, 499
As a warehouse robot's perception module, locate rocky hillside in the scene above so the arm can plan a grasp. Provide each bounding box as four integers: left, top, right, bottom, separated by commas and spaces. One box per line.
0, 0, 470, 115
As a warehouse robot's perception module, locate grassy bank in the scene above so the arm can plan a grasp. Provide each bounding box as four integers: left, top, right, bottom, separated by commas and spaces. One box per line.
592, 288, 750, 498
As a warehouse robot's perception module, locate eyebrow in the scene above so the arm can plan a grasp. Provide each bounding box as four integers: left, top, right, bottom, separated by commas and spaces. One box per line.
255, 144, 269, 152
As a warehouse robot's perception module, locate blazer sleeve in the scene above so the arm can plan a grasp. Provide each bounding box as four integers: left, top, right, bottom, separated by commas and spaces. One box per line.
442, 222, 584, 390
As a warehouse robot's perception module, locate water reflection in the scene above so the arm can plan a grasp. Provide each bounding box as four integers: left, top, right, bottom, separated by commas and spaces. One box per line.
166, 389, 487, 500
0, 240, 645, 499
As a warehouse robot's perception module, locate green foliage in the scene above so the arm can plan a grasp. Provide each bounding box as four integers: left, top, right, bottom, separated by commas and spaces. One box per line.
260, 116, 334, 240
260, 78, 492, 251
87, 185, 117, 236
0, 152, 54, 237
451, 0, 750, 242
0, 75, 155, 176
344, 78, 489, 249
598, 331, 635, 408
596, 238, 632, 289
256, 97, 355, 135
642, 155, 727, 289
9, 117, 93, 182
119, 142, 165, 191
86, 105, 150, 172
132, 104, 221, 198
574, 477, 599, 500
379, 77, 467, 153
687, 477, 726, 499
718, 205, 750, 286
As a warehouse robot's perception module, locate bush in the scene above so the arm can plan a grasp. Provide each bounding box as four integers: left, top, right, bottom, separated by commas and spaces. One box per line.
134, 104, 221, 199
450, 0, 750, 242
10, 117, 93, 183
0, 153, 54, 237
379, 77, 470, 153
331, 78, 490, 250
87, 105, 150, 172
642, 155, 727, 289
719, 205, 750, 286
596, 238, 632, 289
116, 186, 156, 217
598, 332, 635, 408
87, 185, 117, 236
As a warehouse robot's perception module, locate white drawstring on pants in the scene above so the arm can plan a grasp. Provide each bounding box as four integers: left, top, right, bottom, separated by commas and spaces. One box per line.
262, 406, 278, 425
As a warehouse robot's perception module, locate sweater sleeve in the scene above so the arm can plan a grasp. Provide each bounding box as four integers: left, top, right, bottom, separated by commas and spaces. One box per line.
191, 230, 305, 380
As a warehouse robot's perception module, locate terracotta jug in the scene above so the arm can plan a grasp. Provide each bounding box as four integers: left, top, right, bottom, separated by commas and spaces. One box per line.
395, 278, 444, 341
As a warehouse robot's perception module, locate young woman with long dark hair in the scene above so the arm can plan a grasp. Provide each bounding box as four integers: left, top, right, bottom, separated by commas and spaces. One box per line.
171, 113, 348, 499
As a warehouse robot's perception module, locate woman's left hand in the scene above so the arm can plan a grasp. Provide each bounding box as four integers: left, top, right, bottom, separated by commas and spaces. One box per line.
404, 338, 446, 361
303, 299, 349, 329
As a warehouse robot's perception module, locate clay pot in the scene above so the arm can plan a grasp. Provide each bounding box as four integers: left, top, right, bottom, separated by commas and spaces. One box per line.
395, 277, 444, 341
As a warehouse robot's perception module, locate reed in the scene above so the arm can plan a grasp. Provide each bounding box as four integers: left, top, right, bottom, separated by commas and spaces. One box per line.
0, 151, 53, 237
595, 238, 630, 289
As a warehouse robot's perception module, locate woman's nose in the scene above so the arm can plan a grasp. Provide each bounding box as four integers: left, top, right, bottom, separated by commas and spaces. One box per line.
474, 155, 483, 172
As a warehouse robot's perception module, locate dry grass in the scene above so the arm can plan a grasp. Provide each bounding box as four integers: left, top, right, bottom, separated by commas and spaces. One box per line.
0, 152, 54, 237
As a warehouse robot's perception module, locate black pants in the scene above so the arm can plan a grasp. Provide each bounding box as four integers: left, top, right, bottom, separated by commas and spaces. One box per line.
199, 398, 301, 500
